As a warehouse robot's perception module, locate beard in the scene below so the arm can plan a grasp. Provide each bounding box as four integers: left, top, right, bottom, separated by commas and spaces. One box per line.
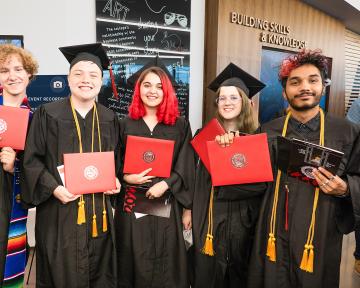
285, 92, 321, 111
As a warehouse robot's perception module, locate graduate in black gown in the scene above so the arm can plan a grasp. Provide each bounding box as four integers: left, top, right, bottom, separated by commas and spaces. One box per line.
21, 43, 121, 288
0, 44, 37, 287
192, 63, 267, 288
114, 60, 195, 288
247, 49, 360, 288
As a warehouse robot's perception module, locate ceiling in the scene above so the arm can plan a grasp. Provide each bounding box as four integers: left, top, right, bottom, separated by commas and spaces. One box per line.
302, 0, 360, 34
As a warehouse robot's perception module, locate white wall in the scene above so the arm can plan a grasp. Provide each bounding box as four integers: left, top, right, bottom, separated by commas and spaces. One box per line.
0, 0, 204, 130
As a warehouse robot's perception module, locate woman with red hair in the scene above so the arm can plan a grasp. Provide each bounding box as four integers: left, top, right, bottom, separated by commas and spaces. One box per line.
114, 65, 195, 288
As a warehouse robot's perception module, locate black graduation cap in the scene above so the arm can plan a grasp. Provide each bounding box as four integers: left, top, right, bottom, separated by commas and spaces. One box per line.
208, 63, 266, 98
59, 43, 110, 71
127, 56, 177, 88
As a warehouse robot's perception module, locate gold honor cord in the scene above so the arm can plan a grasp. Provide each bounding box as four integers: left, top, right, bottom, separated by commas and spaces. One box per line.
266, 109, 324, 273
70, 98, 108, 237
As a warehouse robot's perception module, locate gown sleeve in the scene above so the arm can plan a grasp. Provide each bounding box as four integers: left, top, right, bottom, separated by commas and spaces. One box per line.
163, 118, 195, 209
21, 106, 59, 206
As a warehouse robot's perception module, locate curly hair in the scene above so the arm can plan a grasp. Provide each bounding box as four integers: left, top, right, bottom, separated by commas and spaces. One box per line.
0, 44, 38, 80
215, 87, 258, 133
278, 49, 329, 88
128, 66, 179, 125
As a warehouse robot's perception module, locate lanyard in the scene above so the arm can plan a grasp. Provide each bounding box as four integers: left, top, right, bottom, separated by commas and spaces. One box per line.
70, 97, 101, 153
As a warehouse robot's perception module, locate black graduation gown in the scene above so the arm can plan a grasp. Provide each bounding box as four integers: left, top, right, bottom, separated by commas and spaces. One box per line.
0, 166, 13, 286
21, 98, 120, 288
247, 114, 360, 288
192, 139, 267, 288
114, 116, 195, 288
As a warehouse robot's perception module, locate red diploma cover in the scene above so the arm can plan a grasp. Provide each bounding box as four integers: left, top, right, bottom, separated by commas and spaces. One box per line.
190, 118, 225, 172
64, 151, 116, 195
207, 133, 273, 186
123, 135, 175, 178
0, 105, 30, 150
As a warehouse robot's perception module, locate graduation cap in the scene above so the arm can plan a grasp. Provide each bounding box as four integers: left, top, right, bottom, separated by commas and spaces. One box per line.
127, 56, 177, 88
208, 63, 266, 98
59, 43, 119, 99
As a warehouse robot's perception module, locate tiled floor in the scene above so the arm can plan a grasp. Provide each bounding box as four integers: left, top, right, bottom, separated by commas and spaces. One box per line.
24, 233, 360, 287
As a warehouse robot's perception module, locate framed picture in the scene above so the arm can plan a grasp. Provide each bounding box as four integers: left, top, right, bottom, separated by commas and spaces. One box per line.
0, 35, 24, 48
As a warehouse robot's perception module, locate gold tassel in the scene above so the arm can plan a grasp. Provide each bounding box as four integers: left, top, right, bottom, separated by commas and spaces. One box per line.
300, 244, 309, 270
92, 214, 98, 238
102, 210, 108, 232
102, 194, 108, 232
306, 245, 314, 273
201, 234, 214, 256
266, 233, 276, 262
91, 193, 98, 237
266, 235, 272, 257
201, 187, 215, 256
77, 196, 86, 225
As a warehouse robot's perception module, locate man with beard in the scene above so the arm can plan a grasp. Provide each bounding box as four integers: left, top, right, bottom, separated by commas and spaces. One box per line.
246, 49, 360, 288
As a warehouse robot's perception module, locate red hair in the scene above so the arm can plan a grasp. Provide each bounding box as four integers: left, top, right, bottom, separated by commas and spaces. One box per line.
278, 49, 329, 88
128, 66, 179, 125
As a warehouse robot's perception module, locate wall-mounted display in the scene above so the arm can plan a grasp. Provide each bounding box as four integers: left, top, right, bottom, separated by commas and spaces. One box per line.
96, 0, 191, 118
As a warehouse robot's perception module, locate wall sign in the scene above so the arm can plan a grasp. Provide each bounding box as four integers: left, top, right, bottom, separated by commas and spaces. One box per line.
230, 12, 307, 49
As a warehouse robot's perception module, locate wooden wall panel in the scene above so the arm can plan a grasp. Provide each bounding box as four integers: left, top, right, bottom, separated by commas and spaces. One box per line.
203, 0, 346, 123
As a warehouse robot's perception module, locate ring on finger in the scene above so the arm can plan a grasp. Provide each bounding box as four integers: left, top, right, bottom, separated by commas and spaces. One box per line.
323, 179, 330, 186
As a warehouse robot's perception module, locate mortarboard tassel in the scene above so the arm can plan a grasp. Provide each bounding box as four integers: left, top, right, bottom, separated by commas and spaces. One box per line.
201, 187, 215, 256
109, 65, 119, 99
77, 196, 86, 225
102, 194, 108, 232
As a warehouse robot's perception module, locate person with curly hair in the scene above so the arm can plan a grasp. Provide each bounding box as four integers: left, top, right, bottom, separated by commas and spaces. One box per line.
0, 44, 38, 287
246, 49, 360, 288
114, 61, 195, 288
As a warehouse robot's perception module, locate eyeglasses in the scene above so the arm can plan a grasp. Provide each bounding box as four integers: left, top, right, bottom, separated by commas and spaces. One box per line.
164, 13, 188, 28
216, 95, 242, 104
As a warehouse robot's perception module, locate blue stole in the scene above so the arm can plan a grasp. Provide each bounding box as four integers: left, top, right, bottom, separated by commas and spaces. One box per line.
1, 95, 31, 287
